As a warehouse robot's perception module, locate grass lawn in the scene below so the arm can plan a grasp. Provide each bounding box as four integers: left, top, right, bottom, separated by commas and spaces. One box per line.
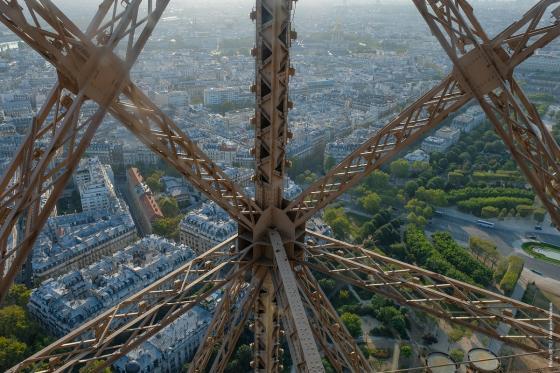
522, 241, 560, 265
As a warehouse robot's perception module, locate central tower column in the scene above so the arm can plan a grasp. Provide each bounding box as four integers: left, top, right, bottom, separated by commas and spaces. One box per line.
248, 1, 296, 371
253, 0, 293, 211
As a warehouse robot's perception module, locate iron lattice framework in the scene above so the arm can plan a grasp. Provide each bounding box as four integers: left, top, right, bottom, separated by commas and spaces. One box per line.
0, 0, 559, 371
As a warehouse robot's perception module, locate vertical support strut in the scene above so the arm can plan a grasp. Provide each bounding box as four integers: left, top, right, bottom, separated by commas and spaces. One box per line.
250, 1, 297, 369
253, 0, 293, 209
253, 270, 281, 372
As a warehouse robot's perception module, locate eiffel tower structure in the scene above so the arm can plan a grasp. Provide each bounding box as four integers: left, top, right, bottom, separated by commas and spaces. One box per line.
0, 0, 559, 371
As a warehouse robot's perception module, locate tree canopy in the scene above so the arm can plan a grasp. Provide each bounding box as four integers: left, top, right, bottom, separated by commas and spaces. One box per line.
0, 337, 26, 372
323, 207, 352, 240
359, 192, 381, 214
0, 305, 30, 342
2, 284, 31, 308
340, 312, 362, 338
146, 171, 164, 193
158, 196, 180, 217
390, 159, 410, 179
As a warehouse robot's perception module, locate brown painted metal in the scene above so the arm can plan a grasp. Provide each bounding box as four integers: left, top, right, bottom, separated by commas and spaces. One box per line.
109, 83, 261, 229
414, 0, 560, 228
252, 270, 282, 373
0, 0, 260, 300
253, 0, 292, 210
286, 0, 560, 227
296, 266, 372, 372
270, 230, 324, 372
1, 0, 560, 371
0, 0, 168, 299
189, 268, 265, 373
9, 236, 246, 372
205, 268, 267, 373
248, 1, 299, 371
304, 230, 560, 360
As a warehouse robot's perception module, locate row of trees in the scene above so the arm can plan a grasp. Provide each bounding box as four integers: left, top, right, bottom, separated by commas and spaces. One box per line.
469, 236, 499, 267
360, 209, 402, 247
495, 256, 525, 295
402, 228, 492, 286
431, 233, 493, 286
447, 187, 534, 204
457, 196, 534, 216
405, 198, 433, 228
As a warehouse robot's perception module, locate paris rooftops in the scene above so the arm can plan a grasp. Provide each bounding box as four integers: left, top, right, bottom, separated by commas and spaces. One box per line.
29, 236, 195, 337
31, 200, 137, 280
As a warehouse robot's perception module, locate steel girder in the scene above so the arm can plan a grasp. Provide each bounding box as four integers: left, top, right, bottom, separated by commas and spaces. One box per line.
296, 266, 372, 372
0, 0, 260, 300
304, 230, 560, 360
188, 268, 265, 372
9, 236, 247, 372
253, 0, 293, 209
286, 0, 560, 227
0, 0, 170, 299
414, 0, 560, 233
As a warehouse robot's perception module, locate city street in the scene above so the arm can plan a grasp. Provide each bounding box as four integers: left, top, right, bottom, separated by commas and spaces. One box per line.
427, 208, 560, 281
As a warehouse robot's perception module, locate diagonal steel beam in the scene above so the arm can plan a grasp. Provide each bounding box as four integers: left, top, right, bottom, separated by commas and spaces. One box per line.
108, 83, 261, 229
10, 236, 247, 372
253, 270, 283, 373
0, 0, 261, 299
270, 230, 325, 373
206, 268, 266, 373
414, 0, 560, 227
286, 0, 560, 227
296, 266, 372, 373
0, 0, 164, 301
188, 267, 266, 373
188, 275, 248, 372
304, 230, 560, 361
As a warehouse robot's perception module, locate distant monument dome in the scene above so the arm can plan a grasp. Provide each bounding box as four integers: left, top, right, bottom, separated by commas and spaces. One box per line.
125, 360, 141, 373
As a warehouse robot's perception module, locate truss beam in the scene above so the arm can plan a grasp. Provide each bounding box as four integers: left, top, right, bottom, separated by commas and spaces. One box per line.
109, 83, 261, 229
0, 0, 166, 301
253, 270, 282, 373
9, 237, 245, 372
189, 268, 266, 373
206, 269, 266, 373
0, 0, 261, 301
270, 230, 324, 372
253, 0, 293, 209
304, 230, 560, 359
286, 0, 560, 227
296, 266, 372, 372
188, 275, 248, 372
414, 0, 560, 227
